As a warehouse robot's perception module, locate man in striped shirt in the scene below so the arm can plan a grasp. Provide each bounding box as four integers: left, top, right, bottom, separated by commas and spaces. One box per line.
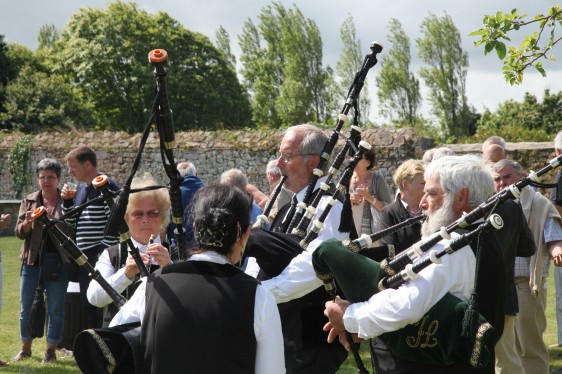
61, 146, 119, 329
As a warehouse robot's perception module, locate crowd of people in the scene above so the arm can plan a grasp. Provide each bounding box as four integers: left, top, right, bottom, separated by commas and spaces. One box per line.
1, 129, 562, 374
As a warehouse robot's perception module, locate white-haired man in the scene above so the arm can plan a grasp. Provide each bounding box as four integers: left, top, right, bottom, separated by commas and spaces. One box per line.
323, 155, 507, 373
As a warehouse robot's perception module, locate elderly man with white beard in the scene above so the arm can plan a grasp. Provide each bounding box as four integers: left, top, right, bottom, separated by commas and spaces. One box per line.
320, 155, 507, 374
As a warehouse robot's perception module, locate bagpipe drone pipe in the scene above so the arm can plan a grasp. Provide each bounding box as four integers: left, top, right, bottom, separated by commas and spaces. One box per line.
281, 41, 383, 235
312, 214, 504, 369
31, 207, 127, 308
73, 49, 188, 374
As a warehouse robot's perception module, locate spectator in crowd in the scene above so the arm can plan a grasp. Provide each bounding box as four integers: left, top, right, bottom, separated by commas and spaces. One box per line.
87, 172, 176, 327
166, 161, 204, 246
482, 135, 508, 161
14, 158, 72, 364
491, 159, 562, 374
550, 130, 562, 353
349, 147, 392, 240
61, 146, 119, 330
220, 168, 263, 225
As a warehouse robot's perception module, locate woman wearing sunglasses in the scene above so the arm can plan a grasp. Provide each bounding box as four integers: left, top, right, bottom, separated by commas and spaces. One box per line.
86, 172, 177, 327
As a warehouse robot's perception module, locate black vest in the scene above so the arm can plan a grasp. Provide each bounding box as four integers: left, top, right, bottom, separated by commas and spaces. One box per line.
102, 242, 164, 327
141, 261, 258, 374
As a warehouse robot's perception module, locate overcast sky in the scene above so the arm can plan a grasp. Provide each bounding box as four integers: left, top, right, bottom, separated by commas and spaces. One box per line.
2, 0, 561, 122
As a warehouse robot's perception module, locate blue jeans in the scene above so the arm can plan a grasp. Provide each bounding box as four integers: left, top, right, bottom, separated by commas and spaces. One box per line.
20, 263, 70, 344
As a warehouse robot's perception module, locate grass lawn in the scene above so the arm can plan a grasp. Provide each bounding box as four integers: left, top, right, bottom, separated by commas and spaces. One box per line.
1, 235, 562, 373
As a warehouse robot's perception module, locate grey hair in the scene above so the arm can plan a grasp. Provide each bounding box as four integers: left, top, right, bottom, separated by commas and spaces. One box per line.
425, 155, 494, 209
482, 136, 506, 152
490, 159, 525, 177
284, 124, 329, 173
422, 148, 437, 164
177, 162, 197, 177
431, 147, 455, 161
555, 130, 562, 151
37, 158, 62, 178
220, 168, 248, 191
266, 159, 281, 175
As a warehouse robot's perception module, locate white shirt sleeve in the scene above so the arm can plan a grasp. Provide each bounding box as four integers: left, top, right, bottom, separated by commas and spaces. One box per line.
87, 248, 134, 308
109, 278, 147, 327
343, 238, 476, 339
254, 284, 285, 374
263, 197, 349, 303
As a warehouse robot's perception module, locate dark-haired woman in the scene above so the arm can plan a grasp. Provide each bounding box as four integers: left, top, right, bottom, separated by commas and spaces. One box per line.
349, 147, 392, 241
111, 185, 285, 373
14, 158, 72, 364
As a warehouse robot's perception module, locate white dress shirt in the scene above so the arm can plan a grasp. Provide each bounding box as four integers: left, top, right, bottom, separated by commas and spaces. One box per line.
110, 251, 285, 374
343, 234, 476, 339
262, 177, 349, 303
87, 236, 161, 308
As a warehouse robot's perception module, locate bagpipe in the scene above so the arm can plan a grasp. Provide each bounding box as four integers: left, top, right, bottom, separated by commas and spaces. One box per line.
280, 42, 383, 236
311, 215, 502, 369
71, 49, 188, 374
307, 153, 562, 368
247, 42, 382, 374
31, 206, 127, 308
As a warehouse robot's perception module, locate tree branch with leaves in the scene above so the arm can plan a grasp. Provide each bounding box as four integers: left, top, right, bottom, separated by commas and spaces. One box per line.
470, 5, 562, 84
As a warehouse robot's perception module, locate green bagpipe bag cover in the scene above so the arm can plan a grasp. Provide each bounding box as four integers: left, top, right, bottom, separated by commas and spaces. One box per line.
312, 239, 494, 368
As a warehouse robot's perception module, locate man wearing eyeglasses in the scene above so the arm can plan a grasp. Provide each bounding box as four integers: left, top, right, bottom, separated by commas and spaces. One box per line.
61, 146, 119, 331
246, 124, 351, 373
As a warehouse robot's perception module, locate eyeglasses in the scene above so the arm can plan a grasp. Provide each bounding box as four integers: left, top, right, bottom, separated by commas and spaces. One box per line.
38, 176, 58, 181
129, 210, 161, 220
276, 151, 315, 163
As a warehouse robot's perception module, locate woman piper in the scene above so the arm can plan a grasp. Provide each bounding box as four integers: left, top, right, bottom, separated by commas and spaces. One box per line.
86, 172, 177, 327
109, 184, 285, 373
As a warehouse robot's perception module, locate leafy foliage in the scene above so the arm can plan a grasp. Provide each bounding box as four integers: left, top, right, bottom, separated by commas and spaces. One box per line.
417, 13, 471, 140
375, 18, 421, 126
334, 16, 370, 125
238, 2, 330, 128
0, 66, 94, 132
470, 6, 562, 84
8, 134, 34, 197
54, 1, 251, 132
471, 89, 562, 142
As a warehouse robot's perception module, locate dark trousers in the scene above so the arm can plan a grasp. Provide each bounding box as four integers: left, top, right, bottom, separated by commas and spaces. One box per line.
285, 344, 348, 374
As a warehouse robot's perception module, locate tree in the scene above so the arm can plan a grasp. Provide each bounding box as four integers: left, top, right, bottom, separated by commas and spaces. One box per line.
238, 2, 330, 127
470, 5, 562, 84
38, 24, 59, 49
475, 89, 562, 139
54, 1, 251, 132
0, 66, 94, 132
215, 26, 236, 68
417, 13, 471, 140
334, 16, 370, 125
375, 18, 421, 126
0, 38, 35, 119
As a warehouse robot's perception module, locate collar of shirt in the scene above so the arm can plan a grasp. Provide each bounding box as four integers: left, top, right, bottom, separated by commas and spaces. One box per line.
190, 251, 231, 265
295, 176, 328, 202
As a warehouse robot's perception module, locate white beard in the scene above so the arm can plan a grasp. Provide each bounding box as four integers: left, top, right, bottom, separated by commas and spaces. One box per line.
421, 194, 456, 238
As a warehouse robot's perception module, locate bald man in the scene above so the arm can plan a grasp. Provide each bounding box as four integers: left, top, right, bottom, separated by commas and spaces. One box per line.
483, 143, 507, 163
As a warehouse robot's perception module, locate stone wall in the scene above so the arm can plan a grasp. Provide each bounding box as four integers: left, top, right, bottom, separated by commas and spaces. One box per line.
0, 128, 557, 234
0, 127, 424, 200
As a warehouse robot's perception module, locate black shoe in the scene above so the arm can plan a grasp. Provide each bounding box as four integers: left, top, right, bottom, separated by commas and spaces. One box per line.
12, 349, 31, 361
41, 349, 56, 364
0, 360, 8, 367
